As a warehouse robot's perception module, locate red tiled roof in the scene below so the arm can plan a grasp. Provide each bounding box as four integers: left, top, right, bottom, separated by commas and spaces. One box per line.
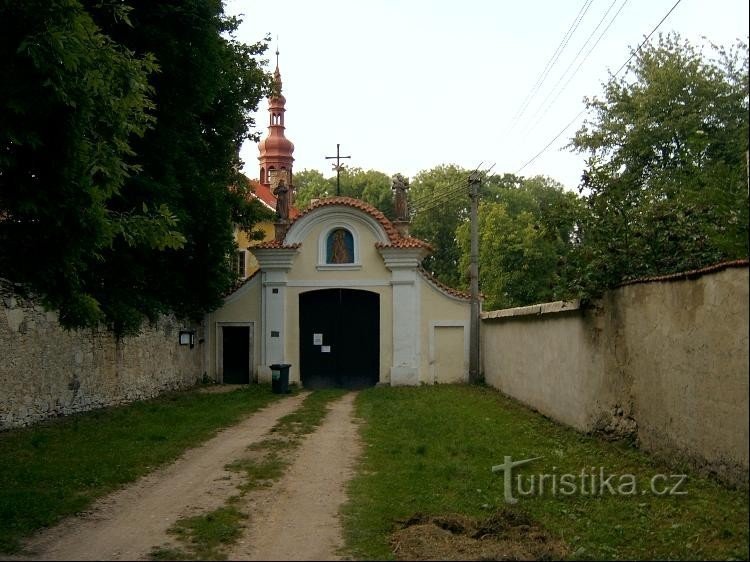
289, 197, 401, 243
617, 259, 749, 287
253, 240, 301, 249
418, 267, 473, 301
245, 177, 300, 219
376, 237, 434, 251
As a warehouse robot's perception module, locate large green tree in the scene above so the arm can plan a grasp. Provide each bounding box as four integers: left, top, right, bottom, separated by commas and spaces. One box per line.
569, 33, 749, 296
0, 0, 183, 328
456, 175, 583, 309
409, 165, 471, 288
294, 167, 394, 218
86, 0, 272, 333
1, 0, 272, 333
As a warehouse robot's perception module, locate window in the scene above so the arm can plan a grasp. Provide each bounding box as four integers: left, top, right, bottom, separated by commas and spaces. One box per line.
234, 251, 246, 278
325, 228, 354, 264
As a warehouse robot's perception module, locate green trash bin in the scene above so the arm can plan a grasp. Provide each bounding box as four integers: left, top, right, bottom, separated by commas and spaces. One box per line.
270, 363, 291, 394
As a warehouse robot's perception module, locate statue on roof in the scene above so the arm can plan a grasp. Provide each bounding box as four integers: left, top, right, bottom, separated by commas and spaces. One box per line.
392, 173, 410, 222
274, 179, 290, 222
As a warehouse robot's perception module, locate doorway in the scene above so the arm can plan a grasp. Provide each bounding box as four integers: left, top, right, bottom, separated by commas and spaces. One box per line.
299, 289, 380, 389
221, 326, 251, 384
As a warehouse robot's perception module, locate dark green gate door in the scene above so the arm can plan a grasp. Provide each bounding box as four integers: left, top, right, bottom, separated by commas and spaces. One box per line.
299, 289, 379, 389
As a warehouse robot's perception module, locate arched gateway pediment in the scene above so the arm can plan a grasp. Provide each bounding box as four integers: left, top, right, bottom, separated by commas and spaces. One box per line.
283, 197, 396, 247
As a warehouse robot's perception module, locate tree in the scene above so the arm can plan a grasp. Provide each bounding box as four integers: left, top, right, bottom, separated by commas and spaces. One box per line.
569, 33, 749, 296
85, 0, 272, 334
294, 167, 394, 217
456, 175, 583, 309
293, 169, 333, 208
0, 0, 272, 334
0, 0, 183, 329
409, 165, 471, 288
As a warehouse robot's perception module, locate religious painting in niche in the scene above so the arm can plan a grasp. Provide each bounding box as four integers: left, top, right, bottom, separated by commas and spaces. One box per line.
326, 228, 354, 264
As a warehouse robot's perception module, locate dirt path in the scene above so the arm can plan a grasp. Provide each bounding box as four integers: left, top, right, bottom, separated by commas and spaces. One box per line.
229, 392, 362, 561
14, 393, 308, 561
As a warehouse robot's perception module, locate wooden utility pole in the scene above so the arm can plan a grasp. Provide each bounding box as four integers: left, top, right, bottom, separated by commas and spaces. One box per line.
325, 143, 351, 196
468, 172, 481, 384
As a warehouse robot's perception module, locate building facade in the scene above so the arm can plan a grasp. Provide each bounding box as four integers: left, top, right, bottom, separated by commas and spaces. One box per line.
204, 58, 471, 388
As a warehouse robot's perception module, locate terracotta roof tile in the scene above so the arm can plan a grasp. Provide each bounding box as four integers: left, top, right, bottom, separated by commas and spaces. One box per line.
244, 177, 300, 218
417, 267, 473, 301
253, 240, 301, 250
376, 237, 434, 251
617, 259, 749, 287
290, 197, 402, 243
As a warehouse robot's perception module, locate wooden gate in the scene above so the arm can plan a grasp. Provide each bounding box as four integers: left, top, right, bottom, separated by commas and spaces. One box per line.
299, 289, 379, 389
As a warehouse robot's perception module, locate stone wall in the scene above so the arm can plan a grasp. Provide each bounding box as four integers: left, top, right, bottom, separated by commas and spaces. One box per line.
1, 282, 204, 429
481, 262, 749, 485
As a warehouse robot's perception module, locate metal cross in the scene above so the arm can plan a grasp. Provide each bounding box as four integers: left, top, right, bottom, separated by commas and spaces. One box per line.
325, 143, 351, 196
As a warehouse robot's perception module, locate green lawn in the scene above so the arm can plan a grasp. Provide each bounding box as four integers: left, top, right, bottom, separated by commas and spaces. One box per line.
343, 385, 749, 560
0, 384, 282, 553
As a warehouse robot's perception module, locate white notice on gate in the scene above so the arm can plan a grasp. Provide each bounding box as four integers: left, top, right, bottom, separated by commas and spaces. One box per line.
313, 333, 323, 345
321, 345, 331, 353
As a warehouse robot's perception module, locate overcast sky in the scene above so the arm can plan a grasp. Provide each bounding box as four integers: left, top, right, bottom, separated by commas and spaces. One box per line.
225, 0, 748, 190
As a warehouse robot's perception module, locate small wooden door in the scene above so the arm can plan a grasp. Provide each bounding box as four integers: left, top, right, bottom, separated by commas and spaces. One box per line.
222, 326, 251, 384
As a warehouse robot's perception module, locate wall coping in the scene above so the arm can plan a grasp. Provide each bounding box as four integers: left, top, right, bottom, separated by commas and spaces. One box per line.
481, 299, 581, 320
617, 259, 748, 287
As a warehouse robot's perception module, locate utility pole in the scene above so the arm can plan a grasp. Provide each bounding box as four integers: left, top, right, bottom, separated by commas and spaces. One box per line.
468, 172, 481, 384
325, 143, 351, 196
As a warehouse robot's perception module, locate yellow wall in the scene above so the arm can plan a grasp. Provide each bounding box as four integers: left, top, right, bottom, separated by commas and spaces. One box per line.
419, 275, 471, 383
205, 275, 262, 380
235, 221, 275, 276
287, 219, 392, 282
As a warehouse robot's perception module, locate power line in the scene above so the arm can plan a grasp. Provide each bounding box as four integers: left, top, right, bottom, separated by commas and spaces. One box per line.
411, 163, 497, 215
409, 161, 486, 209
511, 0, 595, 126
611, 0, 683, 78
522, 0, 627, 136
514, 0, 684, 175
410, 183, 470, 214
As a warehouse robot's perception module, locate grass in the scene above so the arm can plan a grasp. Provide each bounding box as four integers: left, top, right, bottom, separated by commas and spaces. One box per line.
343, 385, 750, 561
152, 388, 348, 560
151, 506, 247, 561
0, 384, 282, 554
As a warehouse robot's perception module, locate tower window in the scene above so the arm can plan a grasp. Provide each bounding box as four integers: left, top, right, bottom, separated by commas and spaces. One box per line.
326, 228, 354, 264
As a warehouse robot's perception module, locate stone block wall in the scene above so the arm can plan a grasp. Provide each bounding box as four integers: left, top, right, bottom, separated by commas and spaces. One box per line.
1, 282, 204, 429
482, 262, 749, 485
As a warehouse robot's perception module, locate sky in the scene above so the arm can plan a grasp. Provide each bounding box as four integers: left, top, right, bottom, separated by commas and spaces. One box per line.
225, 0, 749, 190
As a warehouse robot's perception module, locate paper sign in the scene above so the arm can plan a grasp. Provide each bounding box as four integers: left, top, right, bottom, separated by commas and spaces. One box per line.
313, 333, 323, 345
321, 345, 331, 353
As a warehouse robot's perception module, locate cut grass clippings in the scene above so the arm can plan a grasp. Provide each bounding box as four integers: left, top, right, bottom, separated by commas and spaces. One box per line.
152, 388, 348, 561
0, 383, 283, 554
342, 385, 749, 561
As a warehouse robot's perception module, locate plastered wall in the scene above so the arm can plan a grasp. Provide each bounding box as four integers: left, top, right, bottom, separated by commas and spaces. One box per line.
482, 264, 749, 485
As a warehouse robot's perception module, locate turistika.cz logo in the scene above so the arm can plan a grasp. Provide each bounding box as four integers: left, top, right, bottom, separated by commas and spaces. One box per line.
491, 456, 688, 504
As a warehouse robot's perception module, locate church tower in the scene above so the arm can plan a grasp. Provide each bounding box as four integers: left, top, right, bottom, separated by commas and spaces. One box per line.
258, 50, 295, 188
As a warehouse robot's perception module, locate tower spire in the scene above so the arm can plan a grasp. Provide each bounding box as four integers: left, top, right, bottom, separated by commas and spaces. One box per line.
258, 45, 294, 187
